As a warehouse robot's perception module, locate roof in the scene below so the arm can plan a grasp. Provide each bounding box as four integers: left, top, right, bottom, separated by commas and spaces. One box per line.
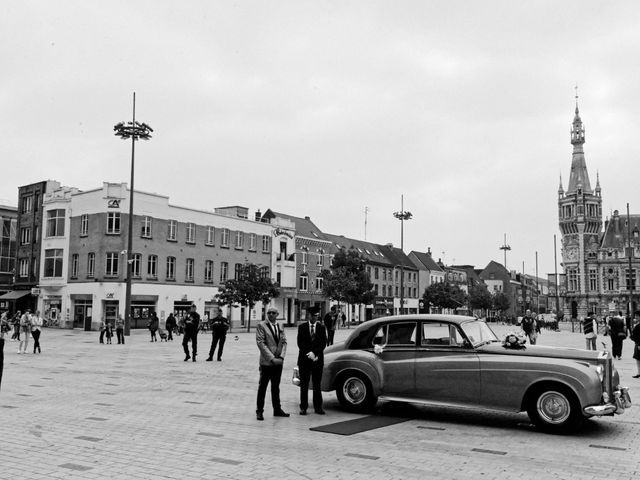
262, 210, 330, 242
346, 314, 478, 331
322, 233, 396, 266
601, 212, 640, 250
409, 251, 444, 272
0, 290, 31, 300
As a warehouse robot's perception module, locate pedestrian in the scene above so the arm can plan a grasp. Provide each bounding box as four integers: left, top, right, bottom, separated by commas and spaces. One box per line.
608, 312, 627, 360
99, 319, 106, 344
11, 311, 21, 341
0, 312, 9, 338
582, 313, 598, 350
18, 309, 32, 354
297, 305, 327, 415
31, 310, 43, 354
521, 309, 538, 345
105, 321, 113, 344
323, 306, 337, 346
148, 312, 159, 342
255, 306, 289, 421
165, 313, 176, 341
182, 304, 200, 362
115, 315, 125, 344
340, 311, 346, 328
206, 308, 229, 362
630, 312, 640, 379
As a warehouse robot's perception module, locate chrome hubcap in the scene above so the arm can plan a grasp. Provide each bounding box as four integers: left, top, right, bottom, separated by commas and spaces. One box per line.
343, 377, 366, 405
537, 391, 570, 424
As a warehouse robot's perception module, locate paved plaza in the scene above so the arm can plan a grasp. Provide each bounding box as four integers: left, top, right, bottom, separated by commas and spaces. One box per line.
2, 323, 640, 480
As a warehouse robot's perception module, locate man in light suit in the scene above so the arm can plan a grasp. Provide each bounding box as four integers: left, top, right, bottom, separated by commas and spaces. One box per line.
297, 305, 327, 415
255, 306, 289, 421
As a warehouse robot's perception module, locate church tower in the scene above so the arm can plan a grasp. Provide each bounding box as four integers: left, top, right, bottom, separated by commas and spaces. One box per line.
558, 98, 602, 319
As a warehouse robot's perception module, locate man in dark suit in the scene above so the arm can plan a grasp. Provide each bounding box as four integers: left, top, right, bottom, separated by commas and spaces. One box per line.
297, 305, 327, 415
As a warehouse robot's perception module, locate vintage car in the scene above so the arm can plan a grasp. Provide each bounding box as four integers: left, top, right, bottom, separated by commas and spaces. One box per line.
321, 314, 631, 433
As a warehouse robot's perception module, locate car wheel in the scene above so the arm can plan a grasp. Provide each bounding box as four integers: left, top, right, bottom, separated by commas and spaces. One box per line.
336, 372, 377, 413
526, 385, 583, 434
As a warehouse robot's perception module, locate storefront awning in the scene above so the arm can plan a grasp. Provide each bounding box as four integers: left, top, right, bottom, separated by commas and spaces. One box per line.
0, 290, 31, 300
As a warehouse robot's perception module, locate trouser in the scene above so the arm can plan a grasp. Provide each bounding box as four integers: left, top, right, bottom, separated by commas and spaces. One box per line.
32, 330, 41, 353
12, 325, 20, 340
327, 330, 335, 346
150, 329, 157, 341
585, 336, 597, 350
116, 329, 125, 344
256, 364, 283, 413
19, 333, 29, 353
182, 332, 198, 356
611, 336, 624, 358
0, 338, 4, 390
167, 329, 173, 341
208, 332, 226, 359
299, 362, 323, 411
99, 330, 105, 343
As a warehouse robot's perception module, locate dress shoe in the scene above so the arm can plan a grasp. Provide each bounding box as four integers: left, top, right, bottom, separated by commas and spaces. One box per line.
217, 358, 222, 361
633, 374, 640, 378
299, 409, 307, 415
314, 409, 326, 415
192, 355, 197, 362
184, 355, 190, 361
274, 410, 290, 417
206, 357, 213, 362
256, 412, 264, 421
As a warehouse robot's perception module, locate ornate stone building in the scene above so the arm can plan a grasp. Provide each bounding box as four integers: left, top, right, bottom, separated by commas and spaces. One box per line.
559, 101, 639, 319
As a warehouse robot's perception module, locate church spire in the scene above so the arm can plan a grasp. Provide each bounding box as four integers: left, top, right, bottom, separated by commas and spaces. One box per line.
567, 87, 592, 194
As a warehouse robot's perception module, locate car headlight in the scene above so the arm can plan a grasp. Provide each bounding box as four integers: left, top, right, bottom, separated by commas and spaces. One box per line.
595, 365, 604, 383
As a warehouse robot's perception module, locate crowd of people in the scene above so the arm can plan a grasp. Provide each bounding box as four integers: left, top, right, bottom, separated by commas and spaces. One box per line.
0, 309, 43, 354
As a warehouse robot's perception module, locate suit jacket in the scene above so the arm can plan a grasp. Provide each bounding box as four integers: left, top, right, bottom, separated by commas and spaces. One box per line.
297, 321, 326, 367
256, 320, 287, 366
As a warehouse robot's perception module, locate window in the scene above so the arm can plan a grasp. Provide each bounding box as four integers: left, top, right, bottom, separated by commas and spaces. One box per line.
147, 255, 158, 278
235, 231, 244, 249
186, 258, 194, 281
19, 259, 29, 277
167, 220, 177, 241
382, 285, 386, 296
87, 253, 95, 278
568, 270, 578, 291
262, 235, 270, 253
373, 322, 417, 346
249, 233, 257, 251
206, 226, 215, 246
107, 212, 121, 234
141, 216, 152, 238
383, 269, 387, 281
315, 276, 324, 291
374, 267, 379, 280
44, 249, 64, 277
317, 249, 324, 267
607, 277, 615, 290
299, 275, 308, 291
105, 252, 119, 276
220, 262, 228, 282
132, 253, 142, 277
366, 266, 372, 278
589, 269, 597, 292
260, 266, 270, 279
235, 263, 242, 280
20, 227, 31, 245
71, 254, 79, 278
21, 195, 33, 214
166, 256, 176, 280
626, 269, 636, 291
422, 322, 463, 347
46, 209, 65, 237
221, 228, 230, 247
80, 214, 89, 236
301, 249, 308, 265
204, 260, 214, 282
186, 223, 196, 244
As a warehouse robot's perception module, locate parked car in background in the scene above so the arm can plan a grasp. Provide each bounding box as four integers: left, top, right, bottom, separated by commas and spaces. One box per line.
321, 314, 631, 433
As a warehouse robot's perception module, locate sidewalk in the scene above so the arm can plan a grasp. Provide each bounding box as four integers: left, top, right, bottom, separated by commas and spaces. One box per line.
1, 323, 639, 480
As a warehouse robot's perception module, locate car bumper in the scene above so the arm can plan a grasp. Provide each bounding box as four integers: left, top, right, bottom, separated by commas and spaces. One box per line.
584, 387, 632, 416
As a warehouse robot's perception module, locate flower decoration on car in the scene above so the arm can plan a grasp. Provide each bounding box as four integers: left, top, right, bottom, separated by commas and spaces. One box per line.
502, 331, 527, 349
373, 344, 384, 355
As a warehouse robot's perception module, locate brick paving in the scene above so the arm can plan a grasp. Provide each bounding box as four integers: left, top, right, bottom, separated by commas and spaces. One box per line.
1, 323, 639, 479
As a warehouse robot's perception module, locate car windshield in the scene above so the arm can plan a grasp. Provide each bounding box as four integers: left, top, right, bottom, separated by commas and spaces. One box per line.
460, 320, 499, 346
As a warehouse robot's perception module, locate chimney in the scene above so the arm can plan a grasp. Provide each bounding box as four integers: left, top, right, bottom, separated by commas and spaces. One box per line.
305, 216, 311, 221
614, 210, 620, 233
427, 247, 431, 256
255, 210, 261, 222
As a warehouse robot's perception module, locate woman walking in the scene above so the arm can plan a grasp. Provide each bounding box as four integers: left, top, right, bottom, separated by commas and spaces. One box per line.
631, 312, 640, 379
18, 310, 32, 354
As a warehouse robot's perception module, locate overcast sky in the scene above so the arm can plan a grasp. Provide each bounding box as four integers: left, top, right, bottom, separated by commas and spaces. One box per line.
2, 1, 639, 277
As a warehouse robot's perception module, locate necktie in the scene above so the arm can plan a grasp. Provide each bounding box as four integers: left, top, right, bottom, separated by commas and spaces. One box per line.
271, 323, 279, 342
311, 324, 315, 340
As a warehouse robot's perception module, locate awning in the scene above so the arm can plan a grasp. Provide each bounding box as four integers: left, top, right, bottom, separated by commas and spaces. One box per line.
0, 290, 31, 300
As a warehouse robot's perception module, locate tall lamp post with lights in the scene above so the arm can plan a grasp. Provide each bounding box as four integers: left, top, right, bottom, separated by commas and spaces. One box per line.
393, 195, 412, 315
113, 93, 153, 335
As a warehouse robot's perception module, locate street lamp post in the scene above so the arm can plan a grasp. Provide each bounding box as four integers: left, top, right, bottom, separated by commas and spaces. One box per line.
114, 92, 153, 336
393, 195, 412, 315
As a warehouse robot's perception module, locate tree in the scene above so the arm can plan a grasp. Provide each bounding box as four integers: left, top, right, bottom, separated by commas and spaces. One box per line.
215, 263, 280, 332
468, 283, 493, 316
493, 292, 511, 318
422, 282, 467, 312
321, 248, 376, 314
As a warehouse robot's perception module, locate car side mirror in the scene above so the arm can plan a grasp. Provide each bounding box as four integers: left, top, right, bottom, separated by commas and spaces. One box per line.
462, 339, 473, 349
